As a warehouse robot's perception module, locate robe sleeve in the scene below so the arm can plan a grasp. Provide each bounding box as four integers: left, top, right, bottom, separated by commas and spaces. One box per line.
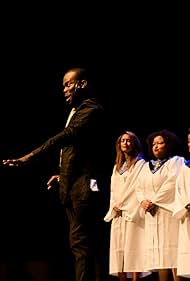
173, 165, 190, 219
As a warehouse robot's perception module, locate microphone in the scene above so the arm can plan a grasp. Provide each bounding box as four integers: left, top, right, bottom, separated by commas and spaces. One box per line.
74, 80, 80, 91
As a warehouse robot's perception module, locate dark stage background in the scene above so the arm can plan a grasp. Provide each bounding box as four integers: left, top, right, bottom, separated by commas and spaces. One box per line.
0, 9, 189, 281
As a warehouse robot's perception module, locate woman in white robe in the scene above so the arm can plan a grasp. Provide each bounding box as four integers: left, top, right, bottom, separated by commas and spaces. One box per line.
135, 129, 184, 281
104, 131, 150, 281
173, 128, 190, 278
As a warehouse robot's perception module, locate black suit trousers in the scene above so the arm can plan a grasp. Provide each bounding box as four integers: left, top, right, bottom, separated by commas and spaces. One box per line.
65, 191, 104, 281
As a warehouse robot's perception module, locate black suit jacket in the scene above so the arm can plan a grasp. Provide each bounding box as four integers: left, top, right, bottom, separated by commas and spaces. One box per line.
31, 98, 106, 204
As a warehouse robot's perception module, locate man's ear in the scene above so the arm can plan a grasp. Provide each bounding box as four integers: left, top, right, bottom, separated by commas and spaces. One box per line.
80, 79, 87, 88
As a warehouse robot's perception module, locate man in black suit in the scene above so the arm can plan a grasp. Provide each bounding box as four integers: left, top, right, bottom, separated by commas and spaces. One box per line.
3, 67, 108, 281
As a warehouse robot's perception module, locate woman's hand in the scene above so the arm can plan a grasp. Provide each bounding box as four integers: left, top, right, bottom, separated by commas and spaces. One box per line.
113, 206, 122, 217
141, 199, 153, 212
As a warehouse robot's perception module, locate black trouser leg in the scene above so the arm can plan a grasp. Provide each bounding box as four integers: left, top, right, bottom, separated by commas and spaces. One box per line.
66, 199, 95, 281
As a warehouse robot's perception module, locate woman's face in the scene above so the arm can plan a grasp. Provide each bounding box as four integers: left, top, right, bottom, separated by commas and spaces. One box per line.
120, 134, 133, 154
152, 135, 167, 159
187, 133, 190, 153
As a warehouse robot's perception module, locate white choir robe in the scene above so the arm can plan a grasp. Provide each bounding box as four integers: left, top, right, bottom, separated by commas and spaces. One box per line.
173, 164, 190, 278
135, 156, 185, 271
104, 159, 151, 278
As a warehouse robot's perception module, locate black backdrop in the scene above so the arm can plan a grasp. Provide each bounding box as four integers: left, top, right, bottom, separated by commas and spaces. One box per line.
0, 10, 189, 280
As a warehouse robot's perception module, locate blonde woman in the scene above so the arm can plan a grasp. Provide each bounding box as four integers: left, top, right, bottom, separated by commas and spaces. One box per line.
104, 131, 150, 281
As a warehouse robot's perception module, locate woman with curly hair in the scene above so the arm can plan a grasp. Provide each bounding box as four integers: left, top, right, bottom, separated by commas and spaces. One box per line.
136, 129, 185, 281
